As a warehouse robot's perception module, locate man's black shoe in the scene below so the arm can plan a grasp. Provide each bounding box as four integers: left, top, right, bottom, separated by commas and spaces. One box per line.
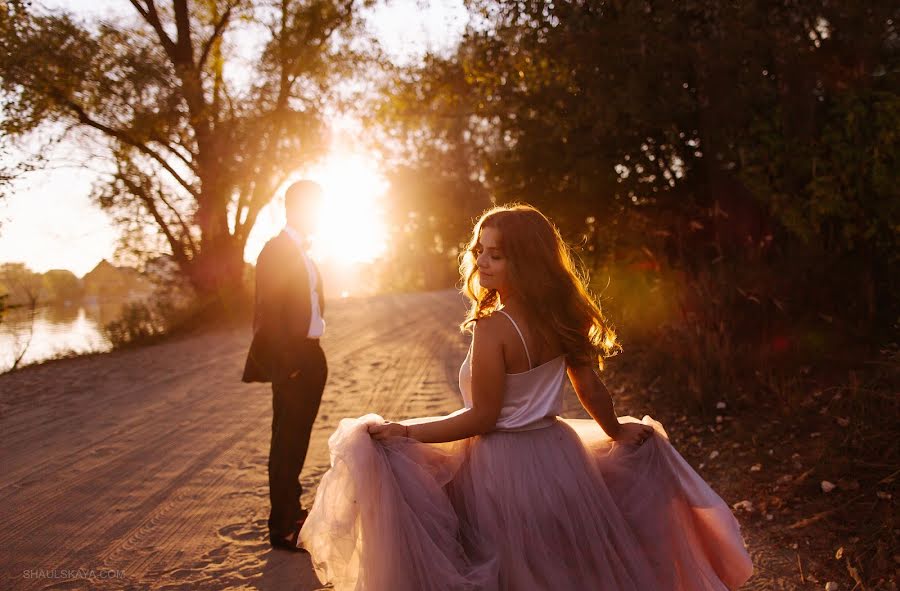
269, 530, 306, 553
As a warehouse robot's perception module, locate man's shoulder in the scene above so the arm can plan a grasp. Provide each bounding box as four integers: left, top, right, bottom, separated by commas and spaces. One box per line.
259, 232, 290, 257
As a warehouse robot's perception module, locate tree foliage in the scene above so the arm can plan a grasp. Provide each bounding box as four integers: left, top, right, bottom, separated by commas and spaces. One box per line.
41, 269, 84, 303
0, 262, 43, 306
376, 0, 898, 325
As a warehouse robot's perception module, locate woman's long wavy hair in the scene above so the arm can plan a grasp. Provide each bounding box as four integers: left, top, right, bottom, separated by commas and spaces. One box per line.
460, 204, 621, 370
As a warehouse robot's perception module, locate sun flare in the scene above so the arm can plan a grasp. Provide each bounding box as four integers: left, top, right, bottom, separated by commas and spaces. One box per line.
307, 154, 389, 266
245, 150, 389, 271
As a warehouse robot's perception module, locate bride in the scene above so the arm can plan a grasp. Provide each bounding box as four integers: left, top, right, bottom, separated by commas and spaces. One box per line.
300, 204, 753, 590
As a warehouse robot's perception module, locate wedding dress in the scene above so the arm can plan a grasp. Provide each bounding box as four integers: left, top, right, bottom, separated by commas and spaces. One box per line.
299, 311, 753, 590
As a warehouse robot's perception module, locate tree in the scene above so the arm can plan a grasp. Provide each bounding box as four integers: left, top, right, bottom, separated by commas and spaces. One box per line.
376, 0, 898, 326
392, 3, 889, 203
0, 262, 43, 306
0, 262, 43, 370
42, 269, 84, 303
1, 0, 374, 298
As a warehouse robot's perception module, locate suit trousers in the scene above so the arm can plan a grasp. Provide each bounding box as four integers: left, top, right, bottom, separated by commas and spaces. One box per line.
267, 340, 328, 537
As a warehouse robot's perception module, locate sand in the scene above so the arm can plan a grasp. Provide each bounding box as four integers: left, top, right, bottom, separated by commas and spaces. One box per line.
0, 289, 501, 590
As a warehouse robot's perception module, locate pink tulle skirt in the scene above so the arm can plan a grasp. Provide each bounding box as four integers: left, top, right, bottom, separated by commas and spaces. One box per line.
299, 415, 753, 591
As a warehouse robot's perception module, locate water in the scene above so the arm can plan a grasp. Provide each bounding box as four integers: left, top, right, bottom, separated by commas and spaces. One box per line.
0, 300, 127, 372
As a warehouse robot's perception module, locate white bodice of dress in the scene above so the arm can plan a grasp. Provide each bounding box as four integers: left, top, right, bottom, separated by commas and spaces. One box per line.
458, 311, 567, 431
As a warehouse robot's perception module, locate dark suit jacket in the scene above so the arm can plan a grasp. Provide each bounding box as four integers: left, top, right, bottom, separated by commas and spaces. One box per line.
242, 231, 325, 383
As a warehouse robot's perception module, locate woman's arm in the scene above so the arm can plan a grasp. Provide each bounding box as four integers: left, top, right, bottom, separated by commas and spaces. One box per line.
370, 317, 506, 443
567, 363, 653, 444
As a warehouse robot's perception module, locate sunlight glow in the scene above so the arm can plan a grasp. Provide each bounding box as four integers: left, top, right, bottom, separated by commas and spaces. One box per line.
244, 148, 390, 271
307, 153, 389, 266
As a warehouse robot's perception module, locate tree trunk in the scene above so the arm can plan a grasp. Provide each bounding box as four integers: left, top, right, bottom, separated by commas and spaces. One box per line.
187, 234, 245, 300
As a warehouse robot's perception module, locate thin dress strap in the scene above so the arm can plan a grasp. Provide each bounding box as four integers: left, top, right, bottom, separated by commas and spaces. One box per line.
496, 309, 532, 370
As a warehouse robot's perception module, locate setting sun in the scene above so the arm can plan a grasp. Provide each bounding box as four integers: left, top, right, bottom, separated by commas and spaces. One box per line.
245, 150, 389, 271
307, 153, 389, 266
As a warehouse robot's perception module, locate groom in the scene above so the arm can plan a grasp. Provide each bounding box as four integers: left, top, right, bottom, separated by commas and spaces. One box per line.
242, 180, 328, 553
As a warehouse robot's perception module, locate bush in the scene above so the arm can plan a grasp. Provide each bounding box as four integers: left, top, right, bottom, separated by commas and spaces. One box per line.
102, 301, 168, 348
602, 264, 749, 410
102, 290, 196, 349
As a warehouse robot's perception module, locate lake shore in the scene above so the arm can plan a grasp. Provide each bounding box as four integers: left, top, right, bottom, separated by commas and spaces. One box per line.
0, 300, 125, 373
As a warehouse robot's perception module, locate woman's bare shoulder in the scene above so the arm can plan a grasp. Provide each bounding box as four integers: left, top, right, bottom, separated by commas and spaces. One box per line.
471, 313, 512, 343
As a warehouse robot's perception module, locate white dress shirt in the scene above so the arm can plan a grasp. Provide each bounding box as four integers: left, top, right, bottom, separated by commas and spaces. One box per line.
283, 226, 325, 338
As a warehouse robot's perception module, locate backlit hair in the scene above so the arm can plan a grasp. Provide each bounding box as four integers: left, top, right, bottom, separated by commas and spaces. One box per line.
460, 204, 620, 370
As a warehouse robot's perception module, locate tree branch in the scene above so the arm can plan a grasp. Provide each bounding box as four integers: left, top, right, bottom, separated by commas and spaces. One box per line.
240, 177, 281, 246
154, 184, 198, 257
60, 96, 199, 197
128, 0, 178, 61
172, 0, 194, 67
198, 1, 238, 71
148, 131, 197, 173
119, 172, 190, 266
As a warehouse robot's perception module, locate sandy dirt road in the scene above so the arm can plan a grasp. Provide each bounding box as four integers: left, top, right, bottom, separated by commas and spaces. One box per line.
1, 290, 510, 590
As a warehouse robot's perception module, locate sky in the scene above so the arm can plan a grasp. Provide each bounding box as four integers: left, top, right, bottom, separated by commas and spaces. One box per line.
0, 0, 469, 277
